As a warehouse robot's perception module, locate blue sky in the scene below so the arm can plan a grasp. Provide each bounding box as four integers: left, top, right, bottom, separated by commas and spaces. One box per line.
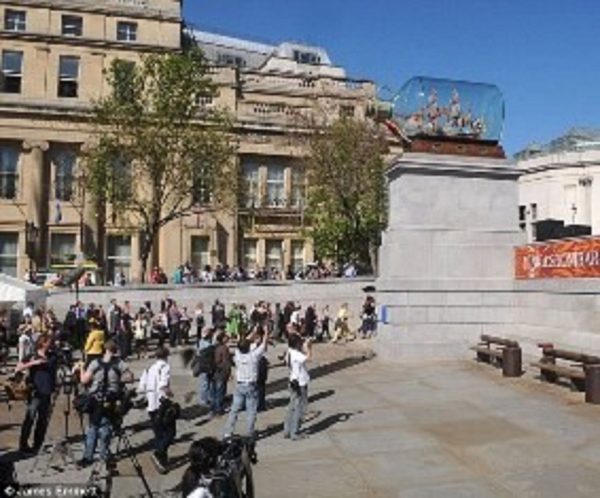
185, 0, 600, 154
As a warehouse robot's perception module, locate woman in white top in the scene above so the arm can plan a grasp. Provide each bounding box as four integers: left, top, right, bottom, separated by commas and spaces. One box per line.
283, 334, 312, 440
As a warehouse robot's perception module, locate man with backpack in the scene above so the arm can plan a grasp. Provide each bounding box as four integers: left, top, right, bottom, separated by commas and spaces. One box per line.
77, 340, 132, 468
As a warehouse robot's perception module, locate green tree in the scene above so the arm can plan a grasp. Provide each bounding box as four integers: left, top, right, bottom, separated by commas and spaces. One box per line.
304, 117, 388, 273
84, 49, 235, 281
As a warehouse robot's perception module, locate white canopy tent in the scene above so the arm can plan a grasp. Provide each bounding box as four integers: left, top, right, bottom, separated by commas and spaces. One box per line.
0, 273, 47, 310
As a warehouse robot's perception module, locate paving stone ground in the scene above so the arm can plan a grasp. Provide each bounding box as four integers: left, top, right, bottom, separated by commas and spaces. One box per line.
3, 342, 600, 497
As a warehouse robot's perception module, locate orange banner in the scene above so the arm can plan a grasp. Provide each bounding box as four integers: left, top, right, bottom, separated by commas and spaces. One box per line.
515, 237, 600, 279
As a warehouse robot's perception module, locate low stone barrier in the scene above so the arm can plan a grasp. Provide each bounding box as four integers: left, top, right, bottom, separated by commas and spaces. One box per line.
47, 277, 376, 329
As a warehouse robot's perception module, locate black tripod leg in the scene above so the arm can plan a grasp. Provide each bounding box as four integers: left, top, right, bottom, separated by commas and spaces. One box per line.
118, 433, 154, 498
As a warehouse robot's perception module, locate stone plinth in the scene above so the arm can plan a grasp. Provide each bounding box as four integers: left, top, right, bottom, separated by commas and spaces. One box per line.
375, 152, 525, 361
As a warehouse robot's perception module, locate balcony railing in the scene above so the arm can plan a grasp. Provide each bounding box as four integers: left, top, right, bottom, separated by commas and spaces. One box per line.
240, 72, 374, 98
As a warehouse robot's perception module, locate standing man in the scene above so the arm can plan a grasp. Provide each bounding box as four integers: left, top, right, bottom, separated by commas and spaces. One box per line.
143, 346, 175, 473
283, 334, 311, 440
211, 300, 226, 329
77, 340, 132, 467
223, 327, 269, 439
304, 303, 317, 338
196, 327, 215, 407
211, 331, 231, 417
168, 301, 181, 347
16, 335, 57, 454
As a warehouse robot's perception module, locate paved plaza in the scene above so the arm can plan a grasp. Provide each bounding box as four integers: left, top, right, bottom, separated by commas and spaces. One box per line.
3, 343, 600, 497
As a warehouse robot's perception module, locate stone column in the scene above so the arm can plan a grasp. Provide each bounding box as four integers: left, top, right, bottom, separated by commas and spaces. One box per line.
22, 140, 49, 266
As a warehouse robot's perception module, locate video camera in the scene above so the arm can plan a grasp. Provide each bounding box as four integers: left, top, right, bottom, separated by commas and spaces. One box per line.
180, 436, 257, 498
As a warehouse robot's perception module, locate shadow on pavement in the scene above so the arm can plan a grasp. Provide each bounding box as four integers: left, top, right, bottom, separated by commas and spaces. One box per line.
303, 411, 361, 435
266, 388, 336, 410
265, 352, 375, 397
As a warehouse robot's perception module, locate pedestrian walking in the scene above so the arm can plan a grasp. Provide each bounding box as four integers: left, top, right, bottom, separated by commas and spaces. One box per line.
142, 346, 176, 474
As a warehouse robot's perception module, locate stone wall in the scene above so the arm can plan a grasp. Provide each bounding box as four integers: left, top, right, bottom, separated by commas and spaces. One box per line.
375, 278, 600, 362
47, 278, 375, 330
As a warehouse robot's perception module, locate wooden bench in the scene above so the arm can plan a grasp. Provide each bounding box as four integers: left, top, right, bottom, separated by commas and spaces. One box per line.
531, 343, 600, 392
470, 334, 519, 366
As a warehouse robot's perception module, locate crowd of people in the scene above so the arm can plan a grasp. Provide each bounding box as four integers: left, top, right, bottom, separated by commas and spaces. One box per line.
153, 260, 361, 286
0, 293, 378, 485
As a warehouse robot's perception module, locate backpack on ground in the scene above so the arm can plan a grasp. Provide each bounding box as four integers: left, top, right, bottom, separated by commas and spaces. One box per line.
191, 345, 216, 377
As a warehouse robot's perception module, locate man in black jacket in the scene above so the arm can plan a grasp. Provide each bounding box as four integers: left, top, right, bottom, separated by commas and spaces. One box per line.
16, 335, 57, 454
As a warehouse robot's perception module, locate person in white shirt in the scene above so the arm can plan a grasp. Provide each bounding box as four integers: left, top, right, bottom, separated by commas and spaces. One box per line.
223, 326, 269, 440
290, 304, 302, 327
141, 346, 174, 473
283, 334, 312, 440
22, 302, 34, 320
17, 318, 34, 362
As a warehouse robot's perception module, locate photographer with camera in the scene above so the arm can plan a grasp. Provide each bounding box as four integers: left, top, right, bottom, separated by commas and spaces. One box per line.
76, 340, 132, 468
140, 346, 178, 474
223, 325, 269, 441
283, 334, 312, 441
16, 334, 58, 455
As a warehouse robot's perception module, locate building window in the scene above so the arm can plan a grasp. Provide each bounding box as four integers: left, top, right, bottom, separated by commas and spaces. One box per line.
217, 53, 246, 67
530, 203, 537, 221
50, 233, 76, 266
242, 162, 260, 208
293, 50, 320, 65
340, 105, 355, 118
266, 165, 285, 207
192, 168, 212, 205
117, 21, 137, 42
291, 166, 305, 208
113, 59, 136, 103
265, 240, 283, 272
1, 50, 23, 94
53, 149, 76, 201
4, 10, 26, 32
242, 239, 257, 270
0, 145, 19, 199
0, 232, 18, 277
61, 15, 83, 37
191, 236, 210, 271
291, 240, 304, 273
106, 235, 131, 284
518, 205, 526, 232
58, 56, 79, 98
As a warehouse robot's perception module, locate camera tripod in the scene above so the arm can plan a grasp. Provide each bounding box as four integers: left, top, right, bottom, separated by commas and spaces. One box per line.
33, 368, 81, 476
87, 425, 154, 498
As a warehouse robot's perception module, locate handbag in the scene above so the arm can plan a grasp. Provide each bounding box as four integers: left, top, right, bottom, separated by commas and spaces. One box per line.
157, 397, 181, 425
73, 392, 96, 414
4, 374, 31, 401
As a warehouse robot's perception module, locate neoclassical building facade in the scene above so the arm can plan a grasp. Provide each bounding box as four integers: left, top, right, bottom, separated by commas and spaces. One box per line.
0, 0, 180, 281
0, 5, 379, 282
517, 129, 600, 242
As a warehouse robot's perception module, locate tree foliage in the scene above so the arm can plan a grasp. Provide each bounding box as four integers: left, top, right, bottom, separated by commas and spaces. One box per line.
84, 48, 235, 279
304, 117, 388, 272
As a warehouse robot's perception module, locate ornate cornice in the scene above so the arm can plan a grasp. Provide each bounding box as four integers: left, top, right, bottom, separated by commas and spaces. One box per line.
0, 30, 179, 53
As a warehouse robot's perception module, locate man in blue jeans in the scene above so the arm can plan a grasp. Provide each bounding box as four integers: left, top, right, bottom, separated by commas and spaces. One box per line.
223, 326, 269, 439
283, 334, 312, 440
77, 340, 132, 468
197, 327, 214, 407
